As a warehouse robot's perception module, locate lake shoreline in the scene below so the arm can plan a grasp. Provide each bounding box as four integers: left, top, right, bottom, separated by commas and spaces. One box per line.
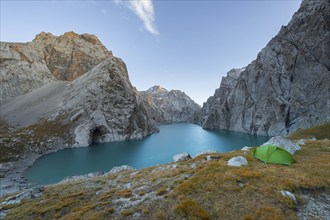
0, 142, 68, 197
1, 123, 270, 197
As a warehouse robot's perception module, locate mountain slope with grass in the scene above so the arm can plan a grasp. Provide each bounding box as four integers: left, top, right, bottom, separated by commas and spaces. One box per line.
1, 123, 329, 219
200, 0, 330, 136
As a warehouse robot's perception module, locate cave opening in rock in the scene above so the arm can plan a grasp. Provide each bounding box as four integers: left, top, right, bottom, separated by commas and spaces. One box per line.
92, 128, 103, 144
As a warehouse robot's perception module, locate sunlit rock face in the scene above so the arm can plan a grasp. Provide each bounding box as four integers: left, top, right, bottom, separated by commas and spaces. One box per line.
1, 31, 112, 100
200, 0, 330, 136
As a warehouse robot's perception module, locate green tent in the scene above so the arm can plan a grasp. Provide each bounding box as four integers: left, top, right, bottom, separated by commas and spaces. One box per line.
252, 145, 295, 166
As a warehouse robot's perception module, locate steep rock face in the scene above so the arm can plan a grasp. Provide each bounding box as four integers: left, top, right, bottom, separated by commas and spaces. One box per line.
52, 58, 157, 147
34, 31, 112, 81
201, 68, 244, 129
0, 41, 56, 99
0, 31, 112, 100
1, 31, 157, 147
140, 86, 201, 124
201, 0, 330, 136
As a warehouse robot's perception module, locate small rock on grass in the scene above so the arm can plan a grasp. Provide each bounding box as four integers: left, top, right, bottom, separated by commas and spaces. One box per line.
227, 156, 248, 167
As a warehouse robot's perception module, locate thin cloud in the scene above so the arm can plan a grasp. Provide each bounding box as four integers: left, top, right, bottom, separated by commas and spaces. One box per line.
114, 0, 159, 35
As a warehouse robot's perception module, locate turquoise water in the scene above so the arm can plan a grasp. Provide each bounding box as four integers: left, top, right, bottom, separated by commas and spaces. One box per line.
23, 123, 269, 186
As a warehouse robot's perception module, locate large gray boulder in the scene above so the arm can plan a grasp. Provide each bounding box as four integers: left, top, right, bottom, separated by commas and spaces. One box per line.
262, 136, 301, 155
200, 0, 330, 136
173, 153, 191, 162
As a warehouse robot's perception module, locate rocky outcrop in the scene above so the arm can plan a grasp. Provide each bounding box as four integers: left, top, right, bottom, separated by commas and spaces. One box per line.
51, 58, 157, 147
33, 31, 112, 81
173, 153, 191, 162
141, 86, 201, 124
1, 186, 44, 205
106, 165, 136, 175
1, 32, 157, 148
60, 171, 105, 183
200, 0, 330, 136
0, 31, 112, 100
0, 41, 56, 100
200, 68, 244, 129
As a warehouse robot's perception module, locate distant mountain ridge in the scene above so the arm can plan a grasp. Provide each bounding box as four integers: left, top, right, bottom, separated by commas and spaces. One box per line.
200, 0, 330, 135
140, 85, 201, 124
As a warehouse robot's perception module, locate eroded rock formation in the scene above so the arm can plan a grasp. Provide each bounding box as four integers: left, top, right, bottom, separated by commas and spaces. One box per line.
0, 31, 112, 100
1, 32, 156, 147
55, 58, 157, 146
201, 0, 330, 135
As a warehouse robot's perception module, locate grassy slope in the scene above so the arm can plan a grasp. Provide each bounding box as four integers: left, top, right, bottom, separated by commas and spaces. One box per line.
0, 119, 72, 162
1, 138, 329, 220
289, 122, 330, 140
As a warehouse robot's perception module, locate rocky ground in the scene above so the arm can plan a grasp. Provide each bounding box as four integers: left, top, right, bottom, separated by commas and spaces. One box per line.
0, 137, 68, 197
0, 119, 71, 197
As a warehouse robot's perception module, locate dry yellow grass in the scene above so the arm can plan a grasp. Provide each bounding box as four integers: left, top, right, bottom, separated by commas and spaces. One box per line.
289, 122, 330, 140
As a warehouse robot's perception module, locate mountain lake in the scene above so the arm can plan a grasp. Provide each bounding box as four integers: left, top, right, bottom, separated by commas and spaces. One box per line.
23, 123, 270, 186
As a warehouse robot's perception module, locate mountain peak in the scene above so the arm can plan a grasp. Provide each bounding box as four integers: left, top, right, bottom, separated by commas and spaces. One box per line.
146, 85, 168, 93
33, 32, 55, 42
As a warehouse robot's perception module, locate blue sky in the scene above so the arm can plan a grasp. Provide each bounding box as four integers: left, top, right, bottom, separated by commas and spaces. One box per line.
1, 0, 301, 105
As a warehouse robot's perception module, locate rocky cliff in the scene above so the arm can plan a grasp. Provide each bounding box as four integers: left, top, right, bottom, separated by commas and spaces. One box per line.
55, 58, 157, 146
140, 86, 201, 124
201, 0, 330, 136
0, 32, 156, 148
0, 31, 112, 100
201, 68, 244, 129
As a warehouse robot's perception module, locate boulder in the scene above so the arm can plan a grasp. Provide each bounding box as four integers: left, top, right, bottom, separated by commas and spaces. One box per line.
262, 136, 301, 155
173, 153, 191, 162
227, 156, 248, 167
